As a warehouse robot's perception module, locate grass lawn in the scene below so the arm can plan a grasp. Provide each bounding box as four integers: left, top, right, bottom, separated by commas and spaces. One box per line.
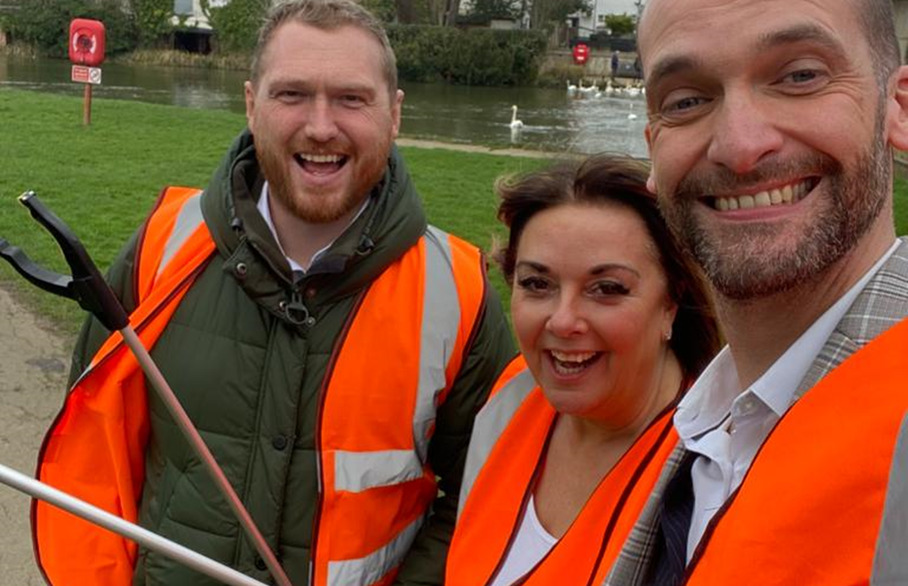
3, 88, 908, 340
0, 89, 546, 337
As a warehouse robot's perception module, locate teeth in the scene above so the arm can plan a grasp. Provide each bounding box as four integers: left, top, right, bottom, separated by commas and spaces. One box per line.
550, 350, 596, 363
713, 180, 812, 211
299, 153, 342, 163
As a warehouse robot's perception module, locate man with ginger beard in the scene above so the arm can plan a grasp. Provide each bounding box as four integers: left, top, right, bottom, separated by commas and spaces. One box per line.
31, 1, 515, 585
603, 0, 908, 584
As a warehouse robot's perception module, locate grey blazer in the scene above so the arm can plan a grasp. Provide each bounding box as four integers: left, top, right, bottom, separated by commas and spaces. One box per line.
604, 237, 908, 586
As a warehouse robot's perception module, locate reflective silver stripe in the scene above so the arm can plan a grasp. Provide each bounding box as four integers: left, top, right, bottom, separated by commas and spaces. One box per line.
70, 190, 204, 387
326, 514, 423, 586
334, 449, 424, 493
157, 191, 204, 279
412, 226, 462, 462
457, 368, 536, 517
871, 412, 908, 585
328, 227, 463, 494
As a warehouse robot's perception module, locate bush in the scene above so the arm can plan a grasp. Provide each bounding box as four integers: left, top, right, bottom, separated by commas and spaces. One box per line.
7, 0, 138, 58
388, 25, 547, 86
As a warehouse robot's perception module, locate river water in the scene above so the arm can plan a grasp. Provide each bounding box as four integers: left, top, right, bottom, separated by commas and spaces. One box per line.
0, 55, 650, 156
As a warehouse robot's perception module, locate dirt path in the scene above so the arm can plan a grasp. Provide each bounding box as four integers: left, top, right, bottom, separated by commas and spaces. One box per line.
0, 285, 69, 584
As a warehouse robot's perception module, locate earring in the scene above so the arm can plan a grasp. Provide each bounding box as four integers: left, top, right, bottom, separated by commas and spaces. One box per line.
663, 327, 672, 342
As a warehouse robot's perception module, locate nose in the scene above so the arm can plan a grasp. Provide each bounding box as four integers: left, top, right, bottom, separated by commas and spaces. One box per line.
707, 90, 783, 174
546, 295, 588, 338
304, 96, 339, 143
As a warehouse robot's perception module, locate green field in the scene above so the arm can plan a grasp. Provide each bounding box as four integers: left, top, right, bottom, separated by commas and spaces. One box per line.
0, 89, 548, 336
2, 88, 908, 339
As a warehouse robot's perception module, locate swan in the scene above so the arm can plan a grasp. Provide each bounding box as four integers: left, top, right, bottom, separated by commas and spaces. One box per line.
510, 105, 524, 129
578, 79, 596, 97
566, 80, 578, 98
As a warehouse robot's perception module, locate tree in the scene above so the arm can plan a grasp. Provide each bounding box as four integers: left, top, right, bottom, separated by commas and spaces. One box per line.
528, 0, 589, 30
129, 0, 173, 48
604, 13, 634, 35
201, 0, 269, 53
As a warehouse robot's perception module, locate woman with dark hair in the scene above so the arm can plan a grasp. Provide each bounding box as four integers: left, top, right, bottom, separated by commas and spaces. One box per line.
446, 154, 720, 585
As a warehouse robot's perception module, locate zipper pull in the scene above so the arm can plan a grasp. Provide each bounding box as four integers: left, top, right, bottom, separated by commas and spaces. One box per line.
280, 290, 315, 326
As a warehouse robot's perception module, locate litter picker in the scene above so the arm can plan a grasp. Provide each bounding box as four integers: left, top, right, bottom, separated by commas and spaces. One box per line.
0, 191, 292, 586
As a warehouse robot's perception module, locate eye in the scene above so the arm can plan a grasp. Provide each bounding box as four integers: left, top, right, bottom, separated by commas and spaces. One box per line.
783, 69, 818, 83
516, 275, 553, 295
589, 280, 630, 298
272, 89, 306, 104
658, 91, 712, 122
338, 94, 367, 108
774, 60, 830, 94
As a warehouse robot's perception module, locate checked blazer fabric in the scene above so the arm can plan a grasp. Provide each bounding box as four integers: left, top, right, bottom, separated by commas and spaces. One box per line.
603, 237, 908, 586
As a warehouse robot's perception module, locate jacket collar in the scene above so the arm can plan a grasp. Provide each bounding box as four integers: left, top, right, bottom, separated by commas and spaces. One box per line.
201, 129, 428, 317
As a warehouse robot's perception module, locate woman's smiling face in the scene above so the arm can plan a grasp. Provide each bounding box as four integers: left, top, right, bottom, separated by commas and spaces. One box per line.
510, 201, 677, 426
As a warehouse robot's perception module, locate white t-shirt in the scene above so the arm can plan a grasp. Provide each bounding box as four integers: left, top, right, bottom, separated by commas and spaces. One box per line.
489, 495, 558, 586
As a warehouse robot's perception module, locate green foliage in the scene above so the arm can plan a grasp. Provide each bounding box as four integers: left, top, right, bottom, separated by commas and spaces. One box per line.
203, 0, 269, 54
469, 0, 523, 21
6, 0, 138, 58
388, 25, 548, 86
604, 13, 635, 36
129, 0, 174, 48
360, 0, 398, 24
530, 0, 589, 30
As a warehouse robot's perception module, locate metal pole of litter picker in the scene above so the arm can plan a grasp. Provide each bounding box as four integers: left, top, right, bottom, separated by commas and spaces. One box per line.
0, 463, 267, 586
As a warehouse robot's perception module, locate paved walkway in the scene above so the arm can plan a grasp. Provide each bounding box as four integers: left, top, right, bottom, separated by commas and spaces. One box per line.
0, 285, 69, 584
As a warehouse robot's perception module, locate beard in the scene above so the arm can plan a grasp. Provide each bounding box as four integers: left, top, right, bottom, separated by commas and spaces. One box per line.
657, 123, 890, 301
255, 135, 391, 224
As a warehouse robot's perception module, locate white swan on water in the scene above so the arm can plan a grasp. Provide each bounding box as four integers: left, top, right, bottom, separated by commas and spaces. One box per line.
510, 105, 524, 129
566, 80, 578, 98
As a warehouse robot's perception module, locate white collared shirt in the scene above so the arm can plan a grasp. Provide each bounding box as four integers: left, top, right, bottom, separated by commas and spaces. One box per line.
676, 239, 899, 562
256, 182, 369, 275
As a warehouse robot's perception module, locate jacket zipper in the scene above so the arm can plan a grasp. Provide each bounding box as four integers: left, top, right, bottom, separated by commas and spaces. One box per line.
308, 287, 369, 586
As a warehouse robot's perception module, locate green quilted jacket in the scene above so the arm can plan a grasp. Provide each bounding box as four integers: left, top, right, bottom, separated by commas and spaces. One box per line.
68, 130, 515, 586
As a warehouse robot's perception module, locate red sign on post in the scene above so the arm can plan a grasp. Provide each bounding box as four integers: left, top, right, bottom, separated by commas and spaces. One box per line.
572, 43, 590, 65
71, 65, 102, 85
69, 18, 106, 67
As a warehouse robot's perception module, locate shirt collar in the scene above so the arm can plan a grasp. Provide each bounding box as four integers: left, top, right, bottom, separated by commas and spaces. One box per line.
676, 238, 899, 439
256, 181, 370, 275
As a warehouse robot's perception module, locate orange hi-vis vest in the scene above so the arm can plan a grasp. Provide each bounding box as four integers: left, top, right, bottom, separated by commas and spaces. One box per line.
33, 186, 489, 586
681, 315, 908, 585
448, 357, 679, 585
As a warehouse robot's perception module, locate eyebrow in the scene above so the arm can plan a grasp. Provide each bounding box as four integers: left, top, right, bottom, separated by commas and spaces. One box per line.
647, 23, 848, 87
756, 23, 847, 59
515, 260, 640, 278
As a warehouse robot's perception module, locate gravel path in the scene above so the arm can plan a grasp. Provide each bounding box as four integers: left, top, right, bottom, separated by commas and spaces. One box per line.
0, 285, 69, 584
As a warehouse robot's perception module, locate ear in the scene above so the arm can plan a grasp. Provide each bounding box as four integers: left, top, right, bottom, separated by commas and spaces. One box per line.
390, 89, 404, 139
244, 80, 257, 133
886, 65, 908, 151
644, 124, 658, 194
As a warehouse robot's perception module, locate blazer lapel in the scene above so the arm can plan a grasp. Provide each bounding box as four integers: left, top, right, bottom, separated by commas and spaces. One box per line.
796, 237, 908, 399
603, 441, 686, 586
